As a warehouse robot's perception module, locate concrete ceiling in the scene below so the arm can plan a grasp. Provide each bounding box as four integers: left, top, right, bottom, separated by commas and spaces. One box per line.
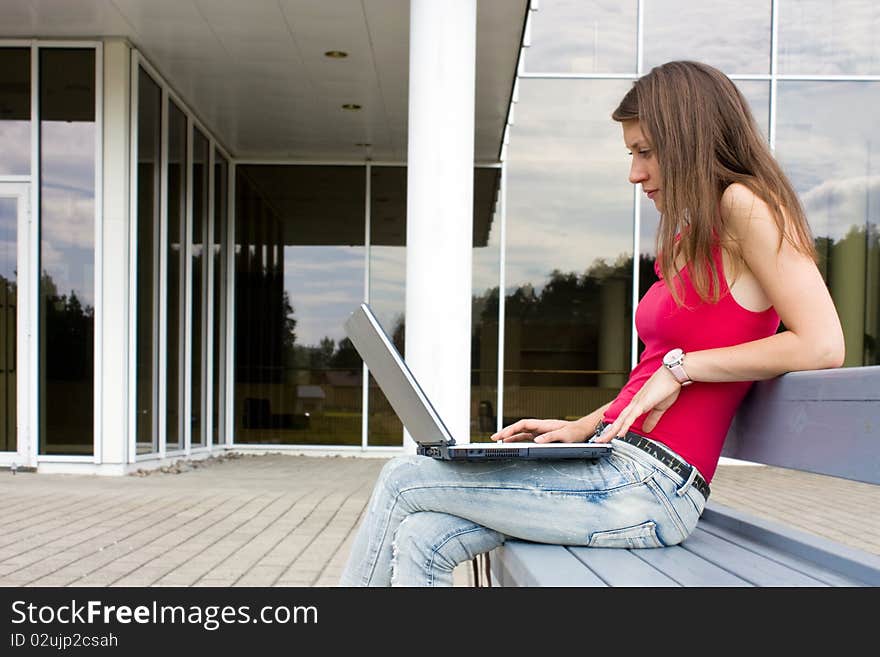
0, 0, 528, 162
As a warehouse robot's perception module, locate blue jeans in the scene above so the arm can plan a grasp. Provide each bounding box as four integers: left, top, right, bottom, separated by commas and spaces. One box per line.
339, 437, 707, 586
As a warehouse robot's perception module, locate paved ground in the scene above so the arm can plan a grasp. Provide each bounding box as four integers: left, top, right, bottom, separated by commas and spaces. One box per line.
0, 453, 877, 587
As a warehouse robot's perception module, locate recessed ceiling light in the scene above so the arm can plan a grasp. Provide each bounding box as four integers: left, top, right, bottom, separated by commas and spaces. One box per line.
342, 104, 362, 111
325, 50, 348, 58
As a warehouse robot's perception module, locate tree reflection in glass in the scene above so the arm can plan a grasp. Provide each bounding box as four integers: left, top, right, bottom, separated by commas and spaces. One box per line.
234, 165, 365, 446
776, 81, 880, 367
39, 48, 95, 456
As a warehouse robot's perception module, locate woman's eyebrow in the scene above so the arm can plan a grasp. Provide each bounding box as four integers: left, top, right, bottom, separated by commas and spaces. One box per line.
627, 139, 648, 149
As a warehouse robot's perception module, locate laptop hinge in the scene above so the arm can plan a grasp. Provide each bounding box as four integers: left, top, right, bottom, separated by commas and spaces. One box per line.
416, 440, 454, 459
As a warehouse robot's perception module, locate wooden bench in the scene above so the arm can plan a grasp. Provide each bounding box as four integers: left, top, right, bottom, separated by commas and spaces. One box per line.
488, 366, 880, 586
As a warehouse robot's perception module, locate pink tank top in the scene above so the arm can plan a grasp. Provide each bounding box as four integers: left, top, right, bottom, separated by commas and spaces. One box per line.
603, 241, 780, 483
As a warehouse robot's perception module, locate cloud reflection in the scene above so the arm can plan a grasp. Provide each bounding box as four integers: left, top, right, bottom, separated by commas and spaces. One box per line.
505, 78, 634, 291
0, 122, 30, 175
643, 0, 771, 74
525, 0, 637, 73
779, 0, 880, 75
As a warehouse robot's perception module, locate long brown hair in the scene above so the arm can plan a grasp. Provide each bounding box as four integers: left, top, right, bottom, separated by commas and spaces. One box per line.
612, 60, 817, 307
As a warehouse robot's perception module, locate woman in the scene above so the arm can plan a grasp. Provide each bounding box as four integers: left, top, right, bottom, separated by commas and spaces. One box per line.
339, 61, 845, 587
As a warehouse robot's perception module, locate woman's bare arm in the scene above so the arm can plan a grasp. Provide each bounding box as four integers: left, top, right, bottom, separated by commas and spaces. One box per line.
683, 183, 845, 383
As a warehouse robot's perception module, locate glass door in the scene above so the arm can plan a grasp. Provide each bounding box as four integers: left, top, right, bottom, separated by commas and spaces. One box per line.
0, 182, 32, 468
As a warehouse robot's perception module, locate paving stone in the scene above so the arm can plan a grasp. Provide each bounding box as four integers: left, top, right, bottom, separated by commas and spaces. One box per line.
1, 455, 876, 590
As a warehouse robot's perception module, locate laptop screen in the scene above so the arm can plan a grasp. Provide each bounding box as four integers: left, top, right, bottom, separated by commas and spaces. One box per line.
344, 303, 456, 446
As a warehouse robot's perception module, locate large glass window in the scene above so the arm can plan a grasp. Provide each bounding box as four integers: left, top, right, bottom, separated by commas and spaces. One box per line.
471, 168, 502, 441
39, 48, 96, 456
165, 101, 187, 452
135, 67, 161, 456
234, 166, 365, 446
776, 81, 880, 367
503, 79, 634, 429
0, 48, 30, 176
191, 127, 209, 448
779, 0, 880, 75
364, 167, 502, 446
212, 150, 228, 448
0, 197, 17, 452
525, 0, 637, 73
367, 166, 405, 447
643, 0, 771, 74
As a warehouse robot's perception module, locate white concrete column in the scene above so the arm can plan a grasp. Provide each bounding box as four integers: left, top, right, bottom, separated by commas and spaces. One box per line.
101, 39, 131, 466
405, 0, 477, 451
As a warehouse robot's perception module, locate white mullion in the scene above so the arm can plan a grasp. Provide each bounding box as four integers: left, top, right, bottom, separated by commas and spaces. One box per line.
777, 74, 880, 81
128, 51, 139, 463
636, 0, 644, 76
8, 183, 30, 467
495, 161, 507, 434
362, 163, 371, 450
94, 42, 104, 465
183, 116, 194, 454
225, 162, 235, 448
150, 80, 162, 460
206, 144, 215, 448
728, 74, 773, 81
631, 186, 642, 370
769, 0, 779, 152
631, 0, 645, 371
29, 41, 39, 465
158, 89, 169, 458
217, 154, 229, 448
518, 72, 641, 80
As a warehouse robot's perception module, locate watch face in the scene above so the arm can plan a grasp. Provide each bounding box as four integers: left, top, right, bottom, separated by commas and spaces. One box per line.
664, 348, 683, 366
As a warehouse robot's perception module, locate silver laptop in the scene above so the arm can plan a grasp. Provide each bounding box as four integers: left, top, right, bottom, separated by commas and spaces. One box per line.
344, 303, 612, 461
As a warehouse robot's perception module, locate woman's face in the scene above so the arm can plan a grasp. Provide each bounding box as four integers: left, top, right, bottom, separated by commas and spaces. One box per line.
622, 119, 663, 212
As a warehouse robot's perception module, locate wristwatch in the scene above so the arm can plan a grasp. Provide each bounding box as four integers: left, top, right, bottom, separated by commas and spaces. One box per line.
662, 348, 693, 386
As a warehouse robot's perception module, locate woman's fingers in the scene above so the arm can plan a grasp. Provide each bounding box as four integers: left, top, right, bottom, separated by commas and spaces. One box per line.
593, 407, 629, 443
490, 419, 564, 442
498, 432, 537, 443
641, 408, 665, 433
534, 428, 583, 443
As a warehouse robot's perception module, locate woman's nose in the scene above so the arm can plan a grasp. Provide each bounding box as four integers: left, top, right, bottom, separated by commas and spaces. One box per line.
629, 161, 647, 185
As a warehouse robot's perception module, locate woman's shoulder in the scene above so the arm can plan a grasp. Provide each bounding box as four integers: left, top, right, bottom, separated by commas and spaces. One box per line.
720, 182, 763, 220
719, 182, 784, 242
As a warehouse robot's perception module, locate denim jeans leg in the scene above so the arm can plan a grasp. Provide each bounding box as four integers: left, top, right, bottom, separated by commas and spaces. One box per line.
338, 449, 703, 587
390, 511, 505, 587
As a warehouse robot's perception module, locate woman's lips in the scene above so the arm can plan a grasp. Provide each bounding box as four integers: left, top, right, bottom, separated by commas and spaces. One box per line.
646, 189, 658, 199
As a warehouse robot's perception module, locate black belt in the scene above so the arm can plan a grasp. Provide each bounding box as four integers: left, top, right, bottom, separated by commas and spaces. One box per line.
595, 422, 711, 501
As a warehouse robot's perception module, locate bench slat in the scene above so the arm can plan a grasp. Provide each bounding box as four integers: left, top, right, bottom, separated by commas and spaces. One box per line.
567, 547, 680, 586
698, 521, 863, 587
492, 541, 607, 587
700, 503, 880, 586
631, 544, 752, 586
682, 528, 830, 586
723, 367, 880, 485
737, 365, 880, 401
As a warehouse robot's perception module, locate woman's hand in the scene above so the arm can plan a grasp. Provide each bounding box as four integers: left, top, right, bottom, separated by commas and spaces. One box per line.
490, 417, 597, 444
593, 366, 682, 443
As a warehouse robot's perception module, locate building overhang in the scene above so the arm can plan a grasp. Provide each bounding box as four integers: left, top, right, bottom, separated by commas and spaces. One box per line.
0, 0, 527, 162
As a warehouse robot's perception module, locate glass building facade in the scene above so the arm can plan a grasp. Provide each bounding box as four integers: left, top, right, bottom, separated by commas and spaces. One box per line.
498, 0, 879, 433
0, 1, 877, 467
231, 165, 502, 448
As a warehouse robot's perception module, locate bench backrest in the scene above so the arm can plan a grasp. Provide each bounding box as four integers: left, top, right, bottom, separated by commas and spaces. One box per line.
722, 365, 880, 485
